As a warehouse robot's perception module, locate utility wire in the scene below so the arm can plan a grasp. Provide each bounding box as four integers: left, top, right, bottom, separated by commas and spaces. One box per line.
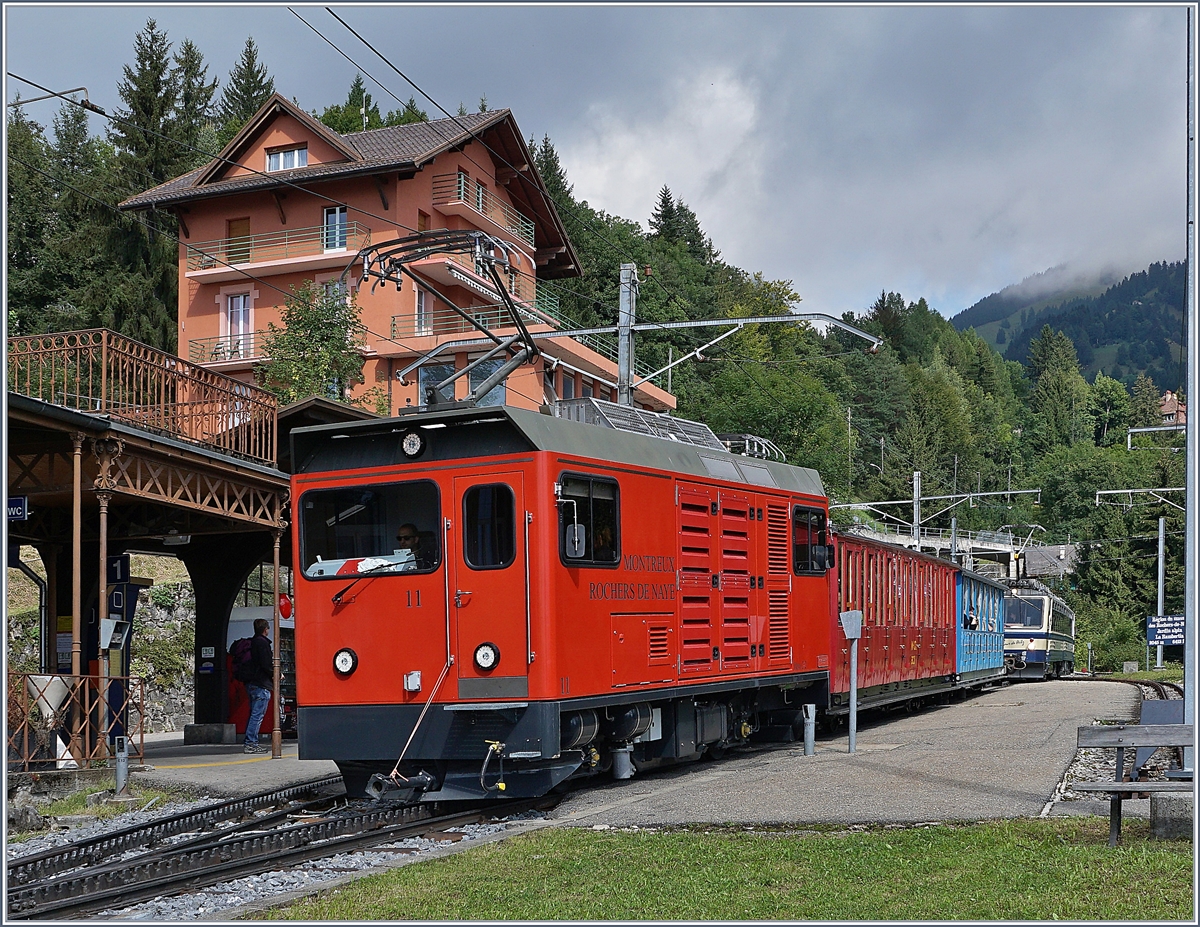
310, 7, 728, 355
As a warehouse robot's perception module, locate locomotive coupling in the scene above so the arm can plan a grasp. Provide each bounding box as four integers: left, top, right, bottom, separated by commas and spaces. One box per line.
365, 770, 436, 802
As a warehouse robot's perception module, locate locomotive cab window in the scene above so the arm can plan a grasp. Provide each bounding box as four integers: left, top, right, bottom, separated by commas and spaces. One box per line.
300, 481, 441, 578
557, 475, 620, 565
463, 484, 516, 569
793, 506, 832, 574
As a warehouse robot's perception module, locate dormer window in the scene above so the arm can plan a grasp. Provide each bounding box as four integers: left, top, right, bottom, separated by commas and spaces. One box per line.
267, 145, 308, 172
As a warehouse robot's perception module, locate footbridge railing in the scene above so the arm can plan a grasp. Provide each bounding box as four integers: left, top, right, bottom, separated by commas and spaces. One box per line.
7, 329, 278, 466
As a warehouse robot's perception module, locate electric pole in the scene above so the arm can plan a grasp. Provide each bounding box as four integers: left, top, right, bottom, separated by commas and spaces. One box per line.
617, 264, 638, 406
912, 471, 921, 544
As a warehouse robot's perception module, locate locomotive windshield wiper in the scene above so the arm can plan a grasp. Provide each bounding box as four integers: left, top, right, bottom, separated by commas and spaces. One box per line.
331, 559, 403, 605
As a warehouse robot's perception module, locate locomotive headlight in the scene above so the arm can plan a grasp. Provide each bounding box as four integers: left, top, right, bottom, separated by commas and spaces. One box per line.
474, 642, 499, 671
333, 648, 358, 675
400, 430, 425, 458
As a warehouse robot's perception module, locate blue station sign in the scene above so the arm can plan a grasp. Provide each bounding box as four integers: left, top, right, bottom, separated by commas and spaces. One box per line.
7, 496, 28, 521
1147, 614, 1185, 646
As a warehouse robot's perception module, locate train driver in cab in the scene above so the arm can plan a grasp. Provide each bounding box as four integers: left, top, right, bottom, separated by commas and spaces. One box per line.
395, 523, 433, 570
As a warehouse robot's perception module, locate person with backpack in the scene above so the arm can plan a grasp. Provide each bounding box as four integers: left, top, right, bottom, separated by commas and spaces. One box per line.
238, 618, 274, 755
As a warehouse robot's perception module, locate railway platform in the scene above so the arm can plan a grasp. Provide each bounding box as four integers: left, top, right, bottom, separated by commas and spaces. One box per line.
128, 732, 339, 798
549, 679, 1150, 827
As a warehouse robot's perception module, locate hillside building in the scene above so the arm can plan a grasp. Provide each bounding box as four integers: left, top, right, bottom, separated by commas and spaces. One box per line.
1160, 390, 1187, 426
119, 94, 673, 415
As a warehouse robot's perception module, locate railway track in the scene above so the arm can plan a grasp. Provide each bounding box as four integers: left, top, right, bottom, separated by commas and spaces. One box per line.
1069, 674, 1184, 703
7, 776, 558, 920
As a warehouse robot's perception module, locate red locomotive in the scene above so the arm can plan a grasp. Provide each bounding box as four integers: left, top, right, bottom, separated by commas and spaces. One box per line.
291, 399, 973, 800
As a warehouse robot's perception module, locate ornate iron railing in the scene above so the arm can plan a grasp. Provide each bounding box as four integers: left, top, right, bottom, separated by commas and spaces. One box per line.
6, 672, 146, 772
185, 222, 371, 273
432, 172, 535, 246
7, 329, 278, 466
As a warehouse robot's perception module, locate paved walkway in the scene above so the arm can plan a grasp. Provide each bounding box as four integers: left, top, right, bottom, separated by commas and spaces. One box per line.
126, 680, 1141, 825
548, 679, 1140, 826
130, 733, 339, 798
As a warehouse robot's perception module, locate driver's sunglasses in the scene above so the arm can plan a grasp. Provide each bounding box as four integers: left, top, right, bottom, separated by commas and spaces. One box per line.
397, 534, 418, 542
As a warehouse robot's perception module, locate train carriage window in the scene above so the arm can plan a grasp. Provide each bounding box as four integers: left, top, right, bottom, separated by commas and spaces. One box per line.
557, 474, 620, 566
1005, 595, 1045, 629
300, 481, 441, 578
463, 484, 516, 569
793, 507, 831, 575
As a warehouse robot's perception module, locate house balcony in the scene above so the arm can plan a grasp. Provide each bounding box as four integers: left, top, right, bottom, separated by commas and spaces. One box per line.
184, 222, 371, 283
432, 172, 535, 248
391, 295, 565, 341
410, 248, 541, 306
188, 330, 269, 365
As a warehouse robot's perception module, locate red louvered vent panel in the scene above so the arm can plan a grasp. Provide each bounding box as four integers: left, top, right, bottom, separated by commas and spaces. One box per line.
766, 504, 789, 575
768, 590, 790, 662
648, 625, 671, 663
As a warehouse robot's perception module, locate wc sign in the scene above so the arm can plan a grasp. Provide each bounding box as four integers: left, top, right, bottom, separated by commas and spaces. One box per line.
7, 496, 28, 521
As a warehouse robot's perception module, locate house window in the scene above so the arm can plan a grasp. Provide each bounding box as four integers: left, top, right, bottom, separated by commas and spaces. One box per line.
267, 146, 308, 172
226, 293, 251, 358
419, 362, 457, 407
543, 365, 557, 398
561, 374, 575, 400
226, 217, 251, 264
415, 289, 431, 335
417, 210, 430, 233
475, 180, 487, 213
469, 357, 507, 407
324, 206, 348, 251
582, 381, 593, 399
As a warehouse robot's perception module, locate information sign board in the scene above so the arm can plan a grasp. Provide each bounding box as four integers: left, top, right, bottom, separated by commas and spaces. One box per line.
1147, 614, 1185, 646
7, 496, 28, 521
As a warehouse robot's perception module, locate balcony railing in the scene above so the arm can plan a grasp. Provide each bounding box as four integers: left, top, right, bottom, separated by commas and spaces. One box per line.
7, 329, 278, 466
6, 672, 146, 772
392, 295, 564, 340
432, 173, 535, 247
188, 330, 269, 364
185, 222, 371, 273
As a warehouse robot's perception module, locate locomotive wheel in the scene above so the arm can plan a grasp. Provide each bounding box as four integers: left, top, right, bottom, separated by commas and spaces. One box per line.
820, 714, 840, 735
706, 743, 727, 760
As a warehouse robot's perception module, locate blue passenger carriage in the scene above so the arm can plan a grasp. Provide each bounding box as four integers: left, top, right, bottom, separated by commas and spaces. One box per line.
954, 569, 1007, 688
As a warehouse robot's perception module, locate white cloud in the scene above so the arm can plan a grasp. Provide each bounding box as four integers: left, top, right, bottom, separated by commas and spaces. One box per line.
561, 67, 767, 241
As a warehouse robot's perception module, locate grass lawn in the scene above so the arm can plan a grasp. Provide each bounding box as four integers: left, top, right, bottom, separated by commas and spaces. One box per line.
261, 817, 1193, 921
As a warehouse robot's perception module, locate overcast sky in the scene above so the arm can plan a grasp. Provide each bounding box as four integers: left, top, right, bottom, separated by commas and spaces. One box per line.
4, 3, 1187, 319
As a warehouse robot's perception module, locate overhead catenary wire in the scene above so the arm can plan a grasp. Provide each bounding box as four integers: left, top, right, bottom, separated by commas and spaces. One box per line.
308, 7, 742, 357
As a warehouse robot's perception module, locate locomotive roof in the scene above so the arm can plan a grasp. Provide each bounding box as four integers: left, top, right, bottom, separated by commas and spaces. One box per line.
291, 405, 826, 498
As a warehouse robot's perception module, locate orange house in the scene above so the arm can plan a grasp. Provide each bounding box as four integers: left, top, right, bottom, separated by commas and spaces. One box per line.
119, 93, 674, 415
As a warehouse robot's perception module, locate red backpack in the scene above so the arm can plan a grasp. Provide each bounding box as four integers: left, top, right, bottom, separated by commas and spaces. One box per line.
230, 637, 254, 682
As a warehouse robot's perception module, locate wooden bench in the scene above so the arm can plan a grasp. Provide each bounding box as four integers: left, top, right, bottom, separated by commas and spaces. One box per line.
1072, 723, 1193, 845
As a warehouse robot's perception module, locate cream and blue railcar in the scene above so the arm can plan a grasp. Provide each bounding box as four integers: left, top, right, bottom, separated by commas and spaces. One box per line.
954, 570, 1007, 687
1003, 580, 1076, 680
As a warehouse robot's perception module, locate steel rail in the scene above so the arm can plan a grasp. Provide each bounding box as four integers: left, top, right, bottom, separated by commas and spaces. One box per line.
6, 774, 343, 887
9, 796, 555, 920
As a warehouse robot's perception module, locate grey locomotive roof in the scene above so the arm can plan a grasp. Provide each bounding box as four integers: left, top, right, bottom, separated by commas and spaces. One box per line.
291, 405, 826, 498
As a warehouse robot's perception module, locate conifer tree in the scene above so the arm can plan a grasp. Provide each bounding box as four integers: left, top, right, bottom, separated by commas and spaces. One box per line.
5, 104, 54, 334
318, 74, 381, 133
217, 37, 275, 144
384, 96, 428, 126
649, 185, 677, 240
108, 18, 183, 192
1130, 372, 1162, 427
478, 95, 489, 113
530, 135, 574, 214
172, 38, 218, 169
